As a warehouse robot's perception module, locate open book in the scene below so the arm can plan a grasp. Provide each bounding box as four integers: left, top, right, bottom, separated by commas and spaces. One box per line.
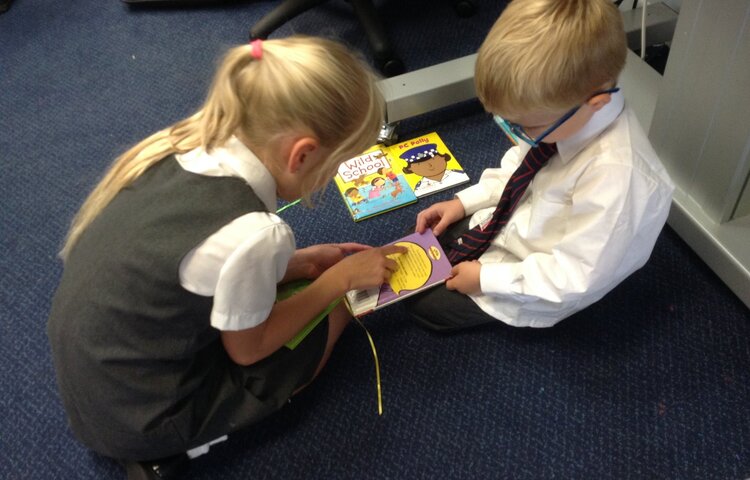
344, 229, 452, 317
333, 132, 470, 221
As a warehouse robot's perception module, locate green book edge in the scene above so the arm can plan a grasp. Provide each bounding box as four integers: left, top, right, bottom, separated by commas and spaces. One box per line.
277, 280, 341, 350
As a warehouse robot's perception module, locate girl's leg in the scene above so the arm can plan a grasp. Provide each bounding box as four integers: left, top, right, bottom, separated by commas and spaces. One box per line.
311, 302, 351, 378
294, 302, 350, 393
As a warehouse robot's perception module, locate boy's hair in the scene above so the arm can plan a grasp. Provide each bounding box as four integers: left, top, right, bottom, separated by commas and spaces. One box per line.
61, 35, 384, 259
475, 0, 627, 117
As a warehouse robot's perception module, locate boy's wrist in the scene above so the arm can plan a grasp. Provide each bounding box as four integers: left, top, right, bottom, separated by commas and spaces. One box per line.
454, 188, 481, 216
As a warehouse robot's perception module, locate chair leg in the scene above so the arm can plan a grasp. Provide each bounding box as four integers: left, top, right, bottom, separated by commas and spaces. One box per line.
348, 0, 405, 76
249, 0, 329, 40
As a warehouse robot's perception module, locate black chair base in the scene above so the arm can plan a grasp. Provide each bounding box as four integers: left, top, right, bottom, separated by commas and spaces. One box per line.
249, 0, 476, 77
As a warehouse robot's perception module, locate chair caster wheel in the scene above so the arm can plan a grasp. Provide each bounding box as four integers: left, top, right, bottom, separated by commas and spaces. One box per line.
454, 0, 476, 17
379, 58, 405, 77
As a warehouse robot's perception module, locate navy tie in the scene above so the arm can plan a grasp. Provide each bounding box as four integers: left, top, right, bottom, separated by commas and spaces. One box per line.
447, 142, 558, 265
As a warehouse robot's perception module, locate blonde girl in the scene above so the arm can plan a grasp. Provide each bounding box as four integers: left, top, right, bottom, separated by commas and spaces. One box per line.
47, 36, 405, 478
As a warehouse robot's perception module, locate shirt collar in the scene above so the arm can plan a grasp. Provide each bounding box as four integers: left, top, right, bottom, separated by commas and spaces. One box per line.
178, 136, 278, 212
515, 89, 625, 163
556, 88, 625, 163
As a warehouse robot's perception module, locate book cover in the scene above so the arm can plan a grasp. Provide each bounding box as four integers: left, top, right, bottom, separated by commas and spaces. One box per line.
344, 229, 452, 317
333, 146, 418, 222
333, 132, 469, 222
389, 131, 470, 198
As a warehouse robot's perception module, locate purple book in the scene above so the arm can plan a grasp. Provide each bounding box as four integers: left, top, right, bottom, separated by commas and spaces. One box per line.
345, 229, 452, 317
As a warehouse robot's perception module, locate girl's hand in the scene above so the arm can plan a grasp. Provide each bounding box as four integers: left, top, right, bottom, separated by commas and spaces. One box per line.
333, 244, 408, 292
283, 243, 371, 282
415, 198, 465, 236
446, 261, 482, 295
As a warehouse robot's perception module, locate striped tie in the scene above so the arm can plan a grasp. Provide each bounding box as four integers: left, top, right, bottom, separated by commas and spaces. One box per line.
447, 142, 558, 264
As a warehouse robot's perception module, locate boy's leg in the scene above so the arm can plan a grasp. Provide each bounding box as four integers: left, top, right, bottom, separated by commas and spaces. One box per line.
435, 216, 474, 250
404, 215, 497, 331
404, 283, 497, 332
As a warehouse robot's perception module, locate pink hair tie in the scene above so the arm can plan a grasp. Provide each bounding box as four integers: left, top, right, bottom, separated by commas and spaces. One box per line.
250, 39, 263, 60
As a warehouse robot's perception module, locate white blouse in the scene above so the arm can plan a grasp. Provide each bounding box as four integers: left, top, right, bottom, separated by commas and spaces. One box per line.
175, 136, 295, 331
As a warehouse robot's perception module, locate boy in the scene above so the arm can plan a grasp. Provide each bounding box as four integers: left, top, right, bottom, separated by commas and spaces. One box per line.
407, 0, 674, 330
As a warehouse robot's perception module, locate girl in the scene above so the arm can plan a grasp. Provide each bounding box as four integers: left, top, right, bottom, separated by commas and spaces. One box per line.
47, 36, 405, 478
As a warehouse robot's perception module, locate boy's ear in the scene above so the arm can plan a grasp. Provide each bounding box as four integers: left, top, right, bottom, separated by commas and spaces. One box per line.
587, 91, 613, 112
286, 137, 320, 174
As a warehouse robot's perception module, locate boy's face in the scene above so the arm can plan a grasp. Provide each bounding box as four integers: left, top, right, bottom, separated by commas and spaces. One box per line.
504, 106, 593, 145
501, 89, 616, 146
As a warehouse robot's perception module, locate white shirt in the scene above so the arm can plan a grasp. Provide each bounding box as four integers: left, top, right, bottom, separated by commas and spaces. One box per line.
456, 92, 674, 327
175, 136, 295, 331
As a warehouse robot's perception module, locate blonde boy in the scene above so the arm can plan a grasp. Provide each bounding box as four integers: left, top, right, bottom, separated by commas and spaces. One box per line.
408, 0, 674, 330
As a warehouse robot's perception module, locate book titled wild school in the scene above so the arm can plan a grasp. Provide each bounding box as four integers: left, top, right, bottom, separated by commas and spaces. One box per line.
333, 132, 470, 221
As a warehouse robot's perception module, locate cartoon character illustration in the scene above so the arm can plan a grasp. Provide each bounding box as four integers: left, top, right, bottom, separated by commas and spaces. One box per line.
400, 143, 466, 196
345, 187, 365, 205
352, 174, 369, 187
368, 176, 386, 199
378, 166, 400, 185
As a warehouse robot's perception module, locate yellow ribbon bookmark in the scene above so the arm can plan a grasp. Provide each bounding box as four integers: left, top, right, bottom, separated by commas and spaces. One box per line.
353, 316, 383, 416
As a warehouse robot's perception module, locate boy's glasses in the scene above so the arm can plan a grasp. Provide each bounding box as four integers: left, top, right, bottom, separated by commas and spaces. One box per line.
494, 87, 620, 148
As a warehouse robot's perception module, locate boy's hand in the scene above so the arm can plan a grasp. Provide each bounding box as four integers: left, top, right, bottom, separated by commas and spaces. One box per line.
415, 198, 465, 236
446, 261, 482, 295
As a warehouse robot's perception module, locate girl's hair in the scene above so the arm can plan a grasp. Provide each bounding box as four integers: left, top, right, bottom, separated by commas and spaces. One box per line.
61, 35, 384, 260
475, 0, 627, 117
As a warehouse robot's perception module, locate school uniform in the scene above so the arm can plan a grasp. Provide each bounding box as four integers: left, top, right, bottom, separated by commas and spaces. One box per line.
47, 137, 326, 461
408, 91, 674, 329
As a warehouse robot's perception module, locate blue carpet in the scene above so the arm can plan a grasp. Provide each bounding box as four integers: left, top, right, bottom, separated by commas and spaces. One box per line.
1, 1, 749, 479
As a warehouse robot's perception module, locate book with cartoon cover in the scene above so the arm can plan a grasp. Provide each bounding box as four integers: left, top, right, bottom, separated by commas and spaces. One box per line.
333, 132, 469, 221
333, 146, 418, 221
344, 229, 451, 317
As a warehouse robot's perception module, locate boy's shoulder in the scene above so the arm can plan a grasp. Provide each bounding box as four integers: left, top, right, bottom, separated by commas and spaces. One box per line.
574, 106, 672, 189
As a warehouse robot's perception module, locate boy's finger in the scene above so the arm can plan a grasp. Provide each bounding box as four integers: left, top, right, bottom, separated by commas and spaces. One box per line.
433, 218, 451, 236
414, 213, 427, 233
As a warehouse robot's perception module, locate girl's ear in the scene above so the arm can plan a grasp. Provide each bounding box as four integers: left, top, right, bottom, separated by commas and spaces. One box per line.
286, 136, 320, 174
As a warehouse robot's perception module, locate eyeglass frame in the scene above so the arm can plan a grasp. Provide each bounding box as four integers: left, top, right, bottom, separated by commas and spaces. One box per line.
494, 87, 620, 148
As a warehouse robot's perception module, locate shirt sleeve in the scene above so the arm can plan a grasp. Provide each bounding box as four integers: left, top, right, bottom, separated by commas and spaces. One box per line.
456, 147, 521, 215
479, 162, 638, 304
179, 212, 295, 331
